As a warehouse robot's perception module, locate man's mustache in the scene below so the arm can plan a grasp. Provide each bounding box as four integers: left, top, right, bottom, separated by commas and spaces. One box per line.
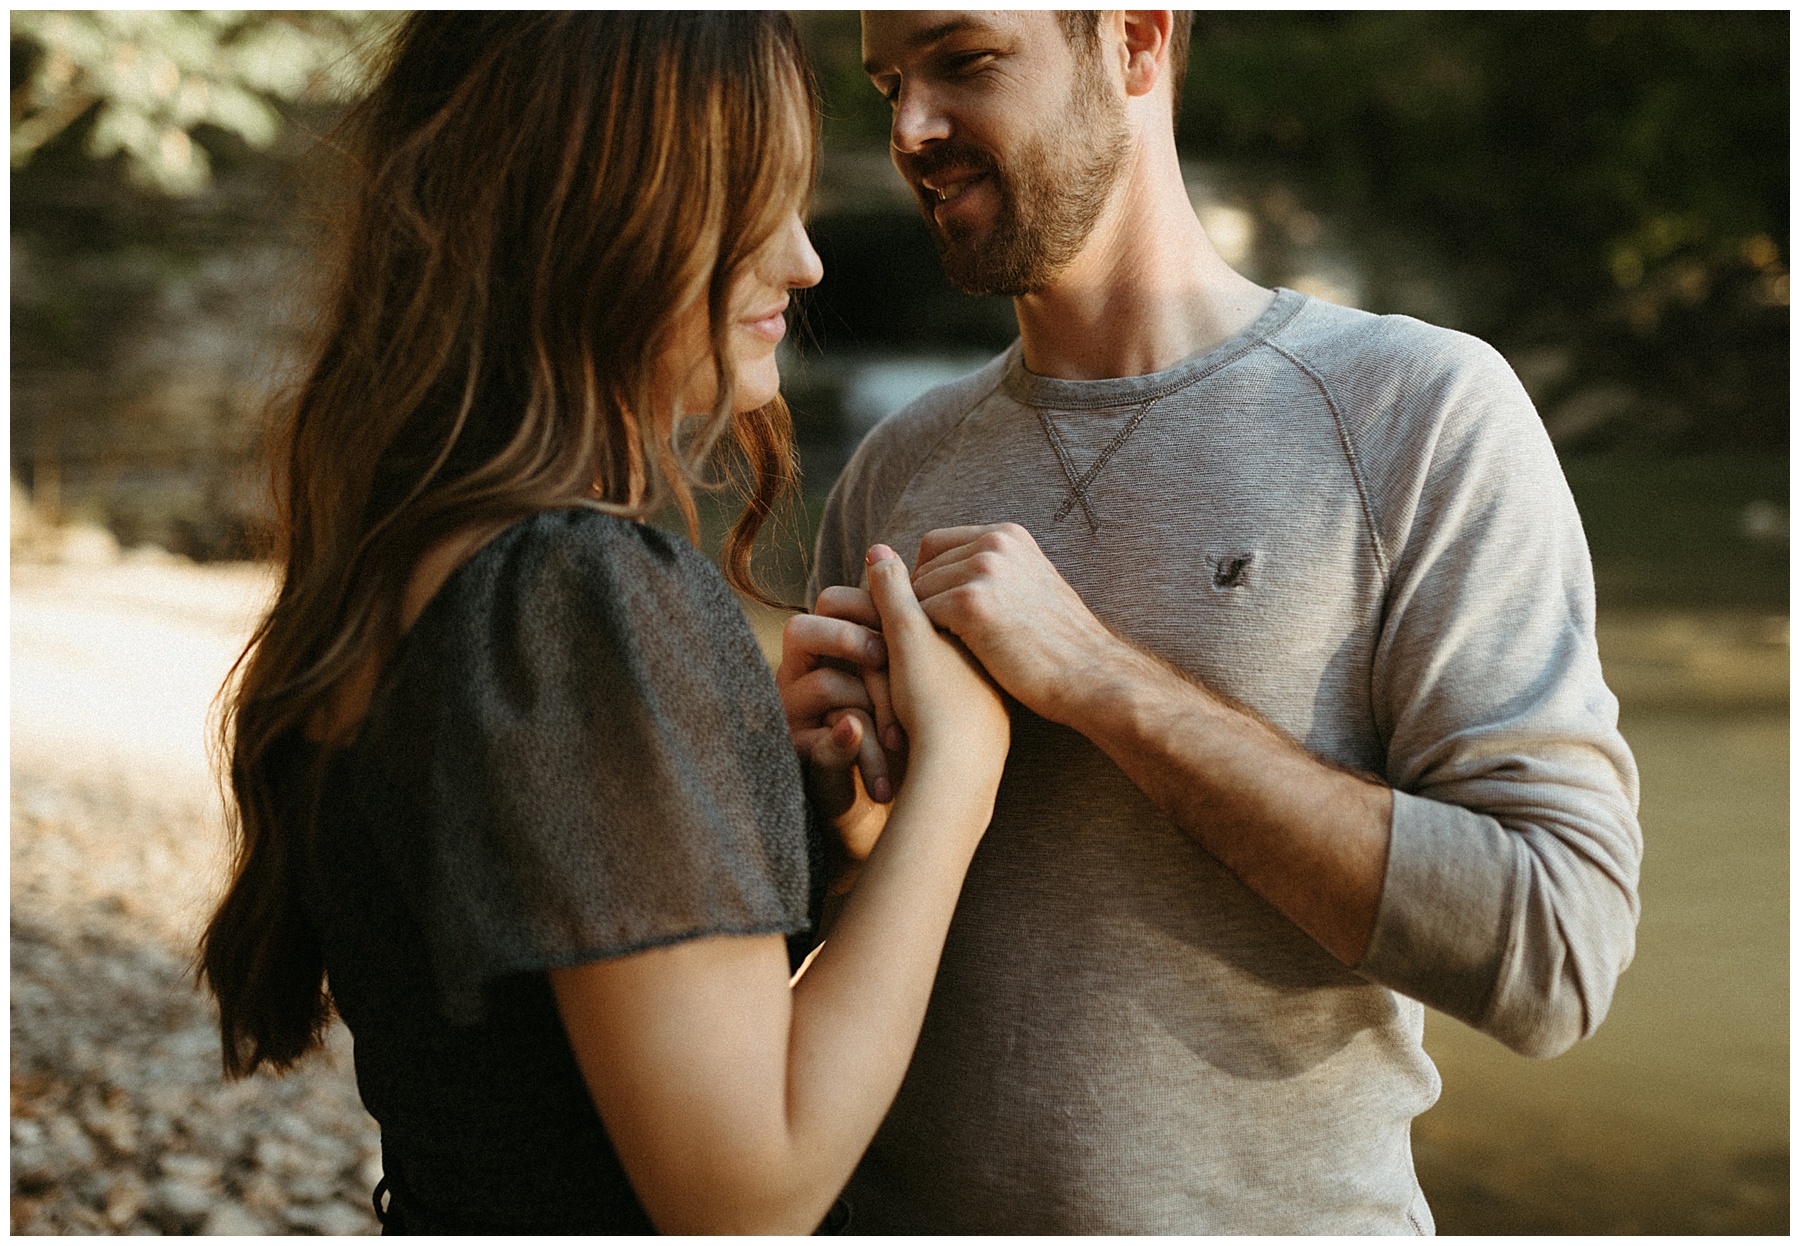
898, 141, 1000, 192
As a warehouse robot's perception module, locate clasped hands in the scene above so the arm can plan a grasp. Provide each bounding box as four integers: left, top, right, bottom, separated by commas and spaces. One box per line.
778, 523, 1121, 856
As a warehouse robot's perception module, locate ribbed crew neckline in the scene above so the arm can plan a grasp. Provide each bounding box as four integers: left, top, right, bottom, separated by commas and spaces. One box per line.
1003, 286, 1307, 411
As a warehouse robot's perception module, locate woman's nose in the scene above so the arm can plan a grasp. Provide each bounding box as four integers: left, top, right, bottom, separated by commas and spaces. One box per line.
780, 215, 823, 291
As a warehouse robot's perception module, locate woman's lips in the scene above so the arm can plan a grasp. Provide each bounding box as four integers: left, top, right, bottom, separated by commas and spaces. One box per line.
742, 302, 788, 343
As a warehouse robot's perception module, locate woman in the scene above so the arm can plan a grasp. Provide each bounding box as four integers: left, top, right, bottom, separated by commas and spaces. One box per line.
199, 13, 1009, 1235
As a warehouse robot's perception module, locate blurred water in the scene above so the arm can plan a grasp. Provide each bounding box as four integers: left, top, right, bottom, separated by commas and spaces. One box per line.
1415, 708, 1789, 1233
840, 354, 996, 436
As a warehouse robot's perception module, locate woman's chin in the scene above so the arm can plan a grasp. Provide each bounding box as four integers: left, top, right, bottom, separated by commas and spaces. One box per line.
731, 362, 782, 413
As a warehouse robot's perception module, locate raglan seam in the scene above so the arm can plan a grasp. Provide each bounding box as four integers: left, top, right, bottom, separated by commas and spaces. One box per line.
1264, 338, 1392, 585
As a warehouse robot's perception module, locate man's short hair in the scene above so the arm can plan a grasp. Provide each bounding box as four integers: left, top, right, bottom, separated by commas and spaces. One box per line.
1057, 11, 1194, 121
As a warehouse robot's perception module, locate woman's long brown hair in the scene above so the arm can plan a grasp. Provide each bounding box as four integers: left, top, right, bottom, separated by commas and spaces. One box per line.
201, 12, 819, 1077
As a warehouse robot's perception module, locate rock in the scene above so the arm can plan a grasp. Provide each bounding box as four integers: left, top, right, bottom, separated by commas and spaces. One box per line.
10, 1144, 57, 1194
123, 542, 187, 566
45, 1114, 99, 1169
147, 1176, 216, 1232
157, 1151, 222, 1186
250, 1134, 291, 1173
11, 561, 381, 1236
79, 1104, 140, 1157
287, 1171, 340, 1203
201, 1201, 272, 1235
63, 1202, 111, 1233
357, 1152, 385, 1191
19, 1205, 62, 1236
237, 1169, 288, 1214
10, 1197, 46, 1234
101, 1173, 148, 1229
285, 1199, 373, 1235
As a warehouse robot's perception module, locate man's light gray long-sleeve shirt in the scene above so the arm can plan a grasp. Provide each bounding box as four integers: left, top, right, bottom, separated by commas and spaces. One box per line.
810, 289, 1641, 1234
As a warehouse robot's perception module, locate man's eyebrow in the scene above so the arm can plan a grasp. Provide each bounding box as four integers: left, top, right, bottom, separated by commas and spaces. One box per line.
862, 17, 988, 76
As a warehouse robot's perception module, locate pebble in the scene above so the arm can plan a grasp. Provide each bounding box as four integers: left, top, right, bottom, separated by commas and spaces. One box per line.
148, 1178, 215, 1232
201, 1202, 273, 1235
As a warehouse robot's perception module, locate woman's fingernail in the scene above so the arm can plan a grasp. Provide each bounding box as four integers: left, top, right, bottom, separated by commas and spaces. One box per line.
884, 724, 906, 752
833, 716, 857, 746
866, 543, 897, 566
870, 776, 892, 803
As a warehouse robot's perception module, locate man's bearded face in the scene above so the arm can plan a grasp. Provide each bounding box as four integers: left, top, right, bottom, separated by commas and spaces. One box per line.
904, 55, 1131, 297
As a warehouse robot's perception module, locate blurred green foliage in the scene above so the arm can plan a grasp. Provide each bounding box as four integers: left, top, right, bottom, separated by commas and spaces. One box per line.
794, 12, 892, 151
1179, 11, 1787, 451
10, 10, 392, 195
9, 11, 1788, 569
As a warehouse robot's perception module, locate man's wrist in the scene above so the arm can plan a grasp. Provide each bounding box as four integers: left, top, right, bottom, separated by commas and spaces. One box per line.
1048, 632, 1207, 741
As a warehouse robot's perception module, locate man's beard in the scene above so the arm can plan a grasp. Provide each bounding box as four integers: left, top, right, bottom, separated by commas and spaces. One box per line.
910, 73, 1131, 297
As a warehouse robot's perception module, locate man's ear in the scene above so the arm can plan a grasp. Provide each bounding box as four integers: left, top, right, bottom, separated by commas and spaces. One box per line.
1119, 11, 1173, 100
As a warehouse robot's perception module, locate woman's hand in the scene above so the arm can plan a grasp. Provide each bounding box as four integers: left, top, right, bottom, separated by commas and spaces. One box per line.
865, 544, 1009, 787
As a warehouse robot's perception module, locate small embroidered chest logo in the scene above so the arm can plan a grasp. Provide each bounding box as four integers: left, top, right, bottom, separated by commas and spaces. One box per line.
1210, 553, 1254, 588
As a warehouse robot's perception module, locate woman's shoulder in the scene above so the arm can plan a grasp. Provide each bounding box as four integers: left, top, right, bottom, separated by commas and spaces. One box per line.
359, 504, 774, 765
421, 507, 743, 644
481, 506, 724, 589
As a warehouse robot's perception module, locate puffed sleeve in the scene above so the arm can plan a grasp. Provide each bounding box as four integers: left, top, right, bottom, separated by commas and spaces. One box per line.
348, 509, 812, 1024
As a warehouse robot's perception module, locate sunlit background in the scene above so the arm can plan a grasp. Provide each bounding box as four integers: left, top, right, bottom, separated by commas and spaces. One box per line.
11, 11, 1788, 1235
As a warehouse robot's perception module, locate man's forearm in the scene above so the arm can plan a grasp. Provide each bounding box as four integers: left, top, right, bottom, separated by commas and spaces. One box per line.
1062, 641, 1392, 966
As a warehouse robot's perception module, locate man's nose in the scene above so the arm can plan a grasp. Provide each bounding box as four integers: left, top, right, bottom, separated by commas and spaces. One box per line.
889, 83, 951, 156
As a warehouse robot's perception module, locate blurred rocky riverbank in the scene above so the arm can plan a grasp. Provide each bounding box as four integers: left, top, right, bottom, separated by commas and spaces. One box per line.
11, 512, 379, 1236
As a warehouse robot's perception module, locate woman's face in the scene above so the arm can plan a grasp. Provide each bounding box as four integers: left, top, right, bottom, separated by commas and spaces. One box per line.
665, 210, 823, 416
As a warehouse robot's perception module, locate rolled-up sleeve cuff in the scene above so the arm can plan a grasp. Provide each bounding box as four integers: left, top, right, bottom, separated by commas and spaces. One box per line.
1357, 787, 1521, 1029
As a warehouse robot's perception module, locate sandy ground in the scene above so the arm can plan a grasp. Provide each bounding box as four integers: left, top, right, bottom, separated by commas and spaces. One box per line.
11, 557, 1789, 1234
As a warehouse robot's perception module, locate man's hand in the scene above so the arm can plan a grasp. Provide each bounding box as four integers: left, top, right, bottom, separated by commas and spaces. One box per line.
910, 523, 1128, 725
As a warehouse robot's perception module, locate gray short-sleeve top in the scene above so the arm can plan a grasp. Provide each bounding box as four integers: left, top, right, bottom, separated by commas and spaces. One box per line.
298, 507, 816, 1233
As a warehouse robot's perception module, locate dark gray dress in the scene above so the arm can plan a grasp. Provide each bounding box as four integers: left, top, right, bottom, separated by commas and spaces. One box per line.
298, 508, 817, 1233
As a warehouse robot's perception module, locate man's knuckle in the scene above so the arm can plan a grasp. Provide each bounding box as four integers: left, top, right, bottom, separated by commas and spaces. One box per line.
940, 584, 977, 619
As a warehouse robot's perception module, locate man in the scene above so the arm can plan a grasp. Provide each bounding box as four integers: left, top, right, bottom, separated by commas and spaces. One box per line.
778, 11, 1641, 1234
